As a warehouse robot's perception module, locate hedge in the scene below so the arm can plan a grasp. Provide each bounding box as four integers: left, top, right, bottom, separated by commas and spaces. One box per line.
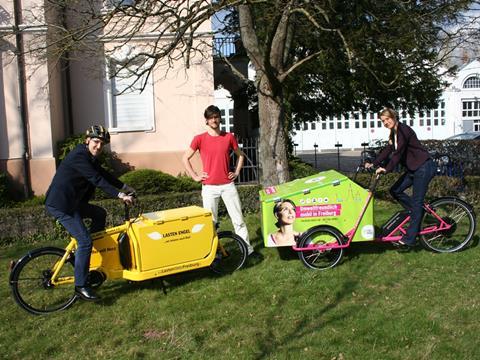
1, 176, 478, 247
0, 185, 260, 246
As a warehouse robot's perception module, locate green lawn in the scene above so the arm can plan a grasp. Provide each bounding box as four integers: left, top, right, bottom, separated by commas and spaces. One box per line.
1, 200, 479, 359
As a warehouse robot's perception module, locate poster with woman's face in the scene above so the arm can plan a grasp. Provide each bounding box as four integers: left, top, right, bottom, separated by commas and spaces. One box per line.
266, 199, 299, 247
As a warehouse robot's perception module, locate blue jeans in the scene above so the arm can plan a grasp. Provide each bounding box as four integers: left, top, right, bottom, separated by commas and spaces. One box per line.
46, 203, 107, 286
390, 159, 436, 245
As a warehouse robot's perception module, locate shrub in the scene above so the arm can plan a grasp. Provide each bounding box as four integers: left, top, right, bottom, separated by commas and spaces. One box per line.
119, 169, 177, 195
0, 172, 12, 208
57, 134, 85, 162
289, 157, 318, 180
118, 169, 201, 195
16, 195, 46, 207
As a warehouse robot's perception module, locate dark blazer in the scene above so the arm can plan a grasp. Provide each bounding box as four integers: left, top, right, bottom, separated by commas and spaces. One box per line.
373, 122, 430, 173
45, 144, 124, 214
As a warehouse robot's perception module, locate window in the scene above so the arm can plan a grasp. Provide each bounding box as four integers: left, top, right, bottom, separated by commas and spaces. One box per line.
463, 76, 480, 89
303, 122, 308, 130
105, 0, 135, 8
107, 61, 155, 132
220, 109, 234, 132
474, 120, 480, 131
310, 121, 316, 130
462, 101, 480, 118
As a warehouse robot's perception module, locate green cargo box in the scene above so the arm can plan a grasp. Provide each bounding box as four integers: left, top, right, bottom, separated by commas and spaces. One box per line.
259, 170, 374, 247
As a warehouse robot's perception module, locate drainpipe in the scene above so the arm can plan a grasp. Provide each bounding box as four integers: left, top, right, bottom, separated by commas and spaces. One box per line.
13, 0, 32, 198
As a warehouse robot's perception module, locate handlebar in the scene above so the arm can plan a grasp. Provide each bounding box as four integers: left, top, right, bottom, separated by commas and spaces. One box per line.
353, 163, 383, 192
123, 192, 139, 222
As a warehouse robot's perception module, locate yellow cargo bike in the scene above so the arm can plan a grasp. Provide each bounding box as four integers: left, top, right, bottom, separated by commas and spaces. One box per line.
9, 204, 248, 314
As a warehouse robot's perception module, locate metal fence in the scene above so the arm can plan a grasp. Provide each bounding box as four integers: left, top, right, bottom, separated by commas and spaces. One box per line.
213, 37, 241, 58
230, 137, 259, 184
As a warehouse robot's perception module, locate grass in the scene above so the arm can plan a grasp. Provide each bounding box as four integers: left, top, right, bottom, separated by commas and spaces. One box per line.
0, 200, 479, 359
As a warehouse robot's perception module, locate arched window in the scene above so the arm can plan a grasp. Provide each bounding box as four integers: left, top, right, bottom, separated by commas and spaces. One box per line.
463, 76, 480, 89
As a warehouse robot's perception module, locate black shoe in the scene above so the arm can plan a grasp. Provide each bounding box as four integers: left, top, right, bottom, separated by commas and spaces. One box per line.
396, 243, 414, 253
75, 286, 101, 302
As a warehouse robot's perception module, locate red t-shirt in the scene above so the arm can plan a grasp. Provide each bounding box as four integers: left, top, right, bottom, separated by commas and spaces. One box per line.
190, 131, 238, 185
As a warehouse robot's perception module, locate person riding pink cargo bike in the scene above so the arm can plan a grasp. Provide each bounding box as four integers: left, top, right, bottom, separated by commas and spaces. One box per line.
260, 168, 476, 270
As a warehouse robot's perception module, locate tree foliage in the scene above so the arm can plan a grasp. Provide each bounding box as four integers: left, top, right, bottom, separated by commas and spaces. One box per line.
8, 0, 480, 185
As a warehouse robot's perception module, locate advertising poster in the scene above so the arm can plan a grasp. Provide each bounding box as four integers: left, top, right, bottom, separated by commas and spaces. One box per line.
259, 170, 375, 247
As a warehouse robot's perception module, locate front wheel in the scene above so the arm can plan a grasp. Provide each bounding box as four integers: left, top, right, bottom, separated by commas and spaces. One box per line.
420, 197, 476, 253
9, 247, 77, 315
210, 231, 248, 275
297, 226, 345, 270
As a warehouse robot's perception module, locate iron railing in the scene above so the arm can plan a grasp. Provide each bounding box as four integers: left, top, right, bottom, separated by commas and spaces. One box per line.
213, 36, 245, 58
230, 137, 259, 184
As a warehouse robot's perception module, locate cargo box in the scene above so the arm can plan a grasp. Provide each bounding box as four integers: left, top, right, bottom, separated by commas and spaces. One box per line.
259, 170, 374, 247
129, 206, 215, 271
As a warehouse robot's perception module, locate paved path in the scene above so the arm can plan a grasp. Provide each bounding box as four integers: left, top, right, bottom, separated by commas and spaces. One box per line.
296, 150, 363, 173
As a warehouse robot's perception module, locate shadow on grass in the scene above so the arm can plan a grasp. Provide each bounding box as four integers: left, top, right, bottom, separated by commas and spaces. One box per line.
96, 241, 268, 307
95, 268, 217, 307
469, 234, 479, 248
252, 253, 382, 359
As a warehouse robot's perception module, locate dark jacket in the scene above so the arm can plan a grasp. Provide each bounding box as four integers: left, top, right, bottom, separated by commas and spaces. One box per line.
45, 144, 123, 214
373, 122, 430, 173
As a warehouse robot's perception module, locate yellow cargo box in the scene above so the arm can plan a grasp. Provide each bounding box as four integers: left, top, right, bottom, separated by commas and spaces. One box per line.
130, 206, 215, 272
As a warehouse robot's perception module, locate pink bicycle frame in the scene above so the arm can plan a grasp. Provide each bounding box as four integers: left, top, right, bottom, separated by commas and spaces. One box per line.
293, 183, 452, 252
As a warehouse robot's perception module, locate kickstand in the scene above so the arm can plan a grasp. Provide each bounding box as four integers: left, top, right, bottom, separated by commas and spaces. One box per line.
160, 279, 168, 295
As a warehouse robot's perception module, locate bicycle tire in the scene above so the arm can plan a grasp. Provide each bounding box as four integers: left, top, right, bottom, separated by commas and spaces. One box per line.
297, 226, 344, 270
9, 247, 77, 315
210, 231, 248, 274
420, 197, 476, 253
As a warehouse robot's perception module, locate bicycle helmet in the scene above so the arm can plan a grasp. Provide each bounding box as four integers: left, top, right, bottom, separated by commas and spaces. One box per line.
85, 125, 110, 144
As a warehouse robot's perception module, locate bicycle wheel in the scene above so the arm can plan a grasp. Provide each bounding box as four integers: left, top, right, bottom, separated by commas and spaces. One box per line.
297, 226, 344, 270
420, 197, 476, 253
210, 231, 248, 274
9, 247, 77, 315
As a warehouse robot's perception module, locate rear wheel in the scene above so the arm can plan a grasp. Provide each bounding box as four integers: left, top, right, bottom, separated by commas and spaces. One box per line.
9, 247, 77, 315
420, 197, 476, 253
297, 226, 345, 270
210, 231, 248, 275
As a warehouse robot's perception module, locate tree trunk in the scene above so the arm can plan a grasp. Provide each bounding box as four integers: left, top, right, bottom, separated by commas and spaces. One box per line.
257, 77, 290, 186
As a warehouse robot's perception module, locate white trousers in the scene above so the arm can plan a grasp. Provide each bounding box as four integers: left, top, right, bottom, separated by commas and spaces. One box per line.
201, 182, 253, 254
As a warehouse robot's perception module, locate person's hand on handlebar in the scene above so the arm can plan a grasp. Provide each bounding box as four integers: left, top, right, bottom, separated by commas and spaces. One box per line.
118, 192, 135, 205
375, 167, 386, 175
122, 183, 136, 195
364, 162, 373, 169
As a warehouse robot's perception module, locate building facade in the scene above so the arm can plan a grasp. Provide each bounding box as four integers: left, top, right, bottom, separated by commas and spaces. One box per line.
292, 60, 480, 151
1, 0, 214, 196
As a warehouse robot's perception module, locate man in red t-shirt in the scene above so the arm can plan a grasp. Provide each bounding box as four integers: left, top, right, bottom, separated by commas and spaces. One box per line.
182, 105, 256, 256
